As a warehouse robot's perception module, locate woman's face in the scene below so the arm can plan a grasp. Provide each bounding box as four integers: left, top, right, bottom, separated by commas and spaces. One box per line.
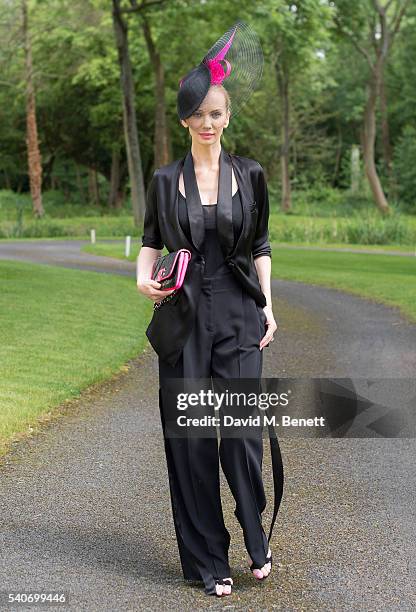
181, 87, 230, 145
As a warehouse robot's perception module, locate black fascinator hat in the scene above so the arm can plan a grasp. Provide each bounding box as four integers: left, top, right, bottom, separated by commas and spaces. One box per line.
177, 20, 264, 121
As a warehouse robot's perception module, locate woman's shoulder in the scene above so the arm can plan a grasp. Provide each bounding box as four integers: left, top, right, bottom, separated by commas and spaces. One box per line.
152, 158, 183, 180
230, 154, 265, 183
230, 153, 264, 172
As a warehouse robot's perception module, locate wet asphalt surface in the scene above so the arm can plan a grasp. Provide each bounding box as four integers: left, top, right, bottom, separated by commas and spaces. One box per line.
0, 239, 415, 611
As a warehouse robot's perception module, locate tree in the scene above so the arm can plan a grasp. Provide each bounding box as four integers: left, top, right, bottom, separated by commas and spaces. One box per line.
260, 0, 330, 212
141, 13, 171, 168
112, 0, 145, 224
333, 0, 411, 215
22, 0, 44, 217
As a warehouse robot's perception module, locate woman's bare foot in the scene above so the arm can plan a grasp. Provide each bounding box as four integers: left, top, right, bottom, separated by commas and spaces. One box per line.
248, 547, 272, 580
215, 577, 233, 596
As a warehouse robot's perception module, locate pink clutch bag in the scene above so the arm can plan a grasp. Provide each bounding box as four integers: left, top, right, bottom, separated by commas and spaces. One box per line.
151, 248, 192, 309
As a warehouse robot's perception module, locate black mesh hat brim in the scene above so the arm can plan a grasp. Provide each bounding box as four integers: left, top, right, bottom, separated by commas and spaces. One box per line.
177, 63, 211, 120
202, 20, 264, 118
177, 20, 263, 121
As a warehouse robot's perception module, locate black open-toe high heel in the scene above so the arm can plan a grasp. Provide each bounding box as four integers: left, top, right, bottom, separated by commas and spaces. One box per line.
214, 577, 233, 596
249, 548, 272, 580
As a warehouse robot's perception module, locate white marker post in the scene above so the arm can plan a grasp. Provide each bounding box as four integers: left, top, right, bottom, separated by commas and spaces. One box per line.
90, 229, 96, 244
125, 235, 131, 257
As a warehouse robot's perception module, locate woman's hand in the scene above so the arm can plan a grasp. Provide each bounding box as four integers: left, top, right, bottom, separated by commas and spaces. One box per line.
137, 279, 176, 304
260, 305, 278, 350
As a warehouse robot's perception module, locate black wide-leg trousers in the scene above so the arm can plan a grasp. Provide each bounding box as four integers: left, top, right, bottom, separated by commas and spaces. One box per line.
158, 267, 277, 596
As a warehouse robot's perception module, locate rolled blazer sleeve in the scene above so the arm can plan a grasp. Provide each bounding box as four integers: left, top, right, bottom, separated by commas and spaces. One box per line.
252, 162, 272, 260
141, 171, 164, 250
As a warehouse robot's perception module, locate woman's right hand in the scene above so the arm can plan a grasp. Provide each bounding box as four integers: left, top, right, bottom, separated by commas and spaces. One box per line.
137, 279, 176, 304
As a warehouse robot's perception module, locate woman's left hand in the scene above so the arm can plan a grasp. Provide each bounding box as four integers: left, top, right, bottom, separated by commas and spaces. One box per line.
260, 305, 278, 350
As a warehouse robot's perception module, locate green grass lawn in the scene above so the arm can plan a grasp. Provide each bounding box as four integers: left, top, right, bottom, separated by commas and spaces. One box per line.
0, 260, 152, 458
82, 241, 141, 259
270, 247, 416, 323
272, 241, 416, 253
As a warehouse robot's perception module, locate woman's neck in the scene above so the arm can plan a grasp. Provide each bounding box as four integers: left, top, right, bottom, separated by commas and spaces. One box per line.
191, 141, 222, 171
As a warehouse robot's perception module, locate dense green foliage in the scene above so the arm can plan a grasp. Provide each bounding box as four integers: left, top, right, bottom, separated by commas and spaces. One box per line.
0, 0, 415, 215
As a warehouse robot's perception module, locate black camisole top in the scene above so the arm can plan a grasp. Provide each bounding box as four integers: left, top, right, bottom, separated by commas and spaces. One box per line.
178, 190, 243, 276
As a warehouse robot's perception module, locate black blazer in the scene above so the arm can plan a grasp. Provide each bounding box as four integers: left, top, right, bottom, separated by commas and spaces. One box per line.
141, 147, 272, 367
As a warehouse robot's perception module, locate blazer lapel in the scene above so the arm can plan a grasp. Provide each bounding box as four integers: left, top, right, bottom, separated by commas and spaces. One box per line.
169, 157, 195, 253
227, 154, 254, 257
182, 150, 205, 252
216, 147, 234, 257
181, 146, 235, 257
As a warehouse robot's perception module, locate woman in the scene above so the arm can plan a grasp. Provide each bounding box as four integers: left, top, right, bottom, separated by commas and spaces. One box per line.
136, 21, 284, 597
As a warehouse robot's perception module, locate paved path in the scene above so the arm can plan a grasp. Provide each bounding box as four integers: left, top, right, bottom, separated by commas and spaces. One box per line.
0, 239, 415, 611
0, 239, 134, 276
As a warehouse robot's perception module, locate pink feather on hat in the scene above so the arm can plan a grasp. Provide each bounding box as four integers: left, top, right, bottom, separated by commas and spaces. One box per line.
205, 26, 236, 85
